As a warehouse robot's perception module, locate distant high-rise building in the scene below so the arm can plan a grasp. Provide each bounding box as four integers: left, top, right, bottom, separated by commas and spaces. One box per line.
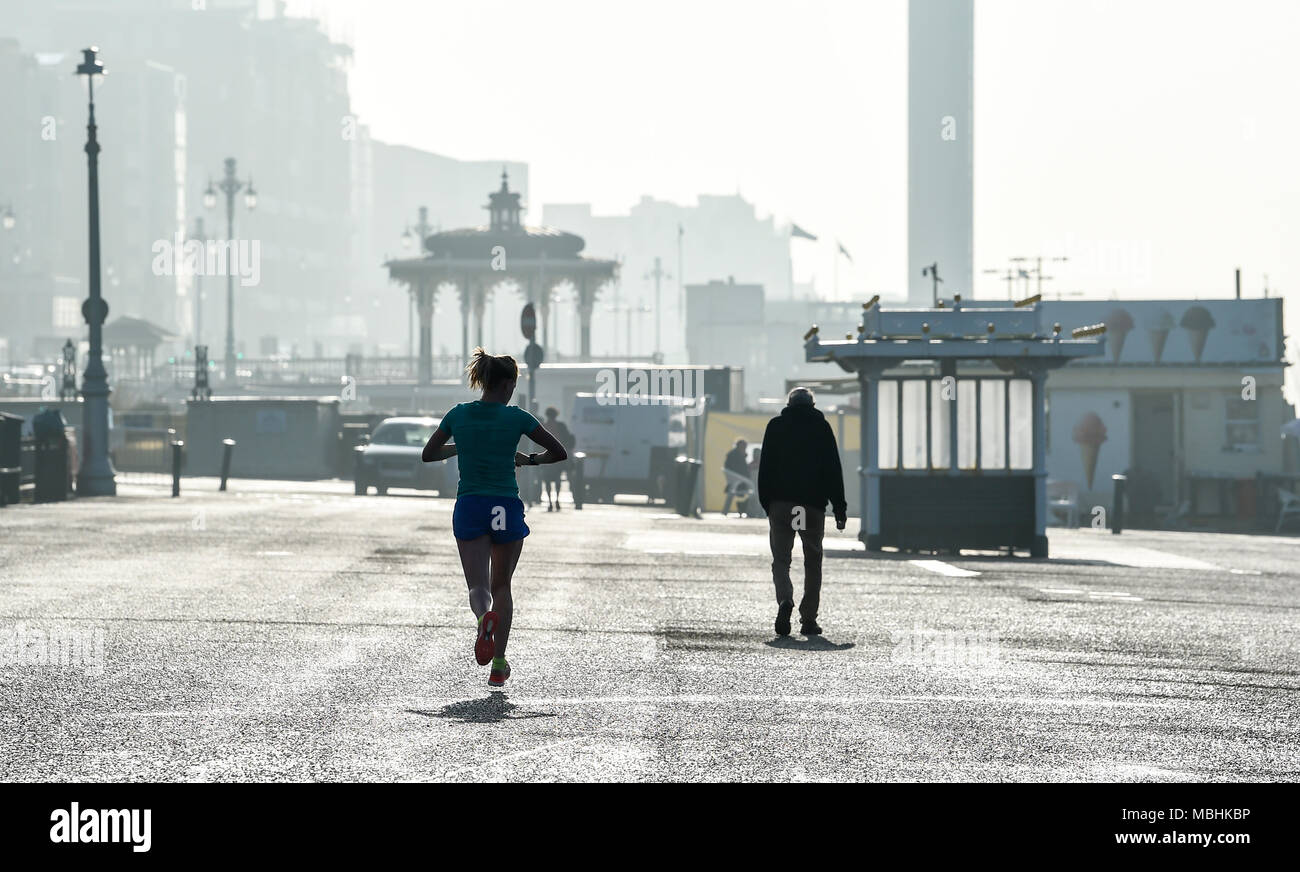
0, 0, 360, 357
908, 0, 973, 306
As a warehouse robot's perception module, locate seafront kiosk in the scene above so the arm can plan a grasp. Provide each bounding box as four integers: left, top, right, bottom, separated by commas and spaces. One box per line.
804, 296, 1106, 557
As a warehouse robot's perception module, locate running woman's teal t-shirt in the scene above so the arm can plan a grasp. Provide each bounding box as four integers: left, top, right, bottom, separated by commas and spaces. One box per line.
438, 401, 540, 498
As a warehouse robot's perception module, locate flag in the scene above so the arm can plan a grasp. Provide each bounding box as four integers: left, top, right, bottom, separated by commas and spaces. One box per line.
837, 240, 853, 263
790, 223, 817, 241
678, 223, 684, 238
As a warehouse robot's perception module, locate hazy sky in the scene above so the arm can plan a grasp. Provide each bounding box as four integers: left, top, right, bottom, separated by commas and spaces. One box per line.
285, 0, 1299, 326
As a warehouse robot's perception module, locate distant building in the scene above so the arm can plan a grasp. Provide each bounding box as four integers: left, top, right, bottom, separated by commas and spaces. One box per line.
764, 298, 865, 400
685, 278, 764, 380
0, 38, 80, 363
684, 279, 867, 408
0, 0, 360, 362
544, 193, 793, 360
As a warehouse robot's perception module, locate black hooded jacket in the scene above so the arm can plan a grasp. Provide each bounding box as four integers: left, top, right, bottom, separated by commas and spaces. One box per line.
756, 404, 847, 517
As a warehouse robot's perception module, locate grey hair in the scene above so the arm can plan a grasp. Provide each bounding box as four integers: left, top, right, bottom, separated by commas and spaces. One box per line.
787, 387, 815, 406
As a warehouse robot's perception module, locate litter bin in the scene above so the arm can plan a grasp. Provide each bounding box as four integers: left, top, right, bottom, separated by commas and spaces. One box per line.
0, 412, 21, 506
33, 409, 71, 503
674, 455, 702, 517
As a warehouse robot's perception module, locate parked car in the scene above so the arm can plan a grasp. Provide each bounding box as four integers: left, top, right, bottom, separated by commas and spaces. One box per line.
353, 416, 456, 496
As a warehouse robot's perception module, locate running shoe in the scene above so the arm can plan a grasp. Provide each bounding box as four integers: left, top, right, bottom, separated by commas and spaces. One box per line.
488, 657, 510, 687
475, 611, 498, 666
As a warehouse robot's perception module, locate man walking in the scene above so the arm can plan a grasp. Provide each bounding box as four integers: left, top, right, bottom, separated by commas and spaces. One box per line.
541, 406, 575, 511
757, 387, 847, 636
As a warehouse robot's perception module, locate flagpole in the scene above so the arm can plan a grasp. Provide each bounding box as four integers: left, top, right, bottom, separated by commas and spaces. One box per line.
789, 222, 818, 301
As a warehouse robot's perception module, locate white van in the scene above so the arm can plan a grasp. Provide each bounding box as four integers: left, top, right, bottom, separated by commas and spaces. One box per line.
570, 393, 689, 503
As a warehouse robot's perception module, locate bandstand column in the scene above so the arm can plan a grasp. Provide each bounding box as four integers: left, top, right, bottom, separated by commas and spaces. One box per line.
577, 276, 597, 359
415, 279, 434, 384
472, 279, 487, 349
458, 277, 472, 361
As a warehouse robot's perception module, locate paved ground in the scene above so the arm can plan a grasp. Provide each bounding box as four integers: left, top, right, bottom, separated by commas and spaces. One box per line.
1, 477, 1297, 782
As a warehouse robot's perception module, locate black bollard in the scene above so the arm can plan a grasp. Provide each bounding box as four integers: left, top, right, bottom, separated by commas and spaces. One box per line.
171, 440, 184, 497
220, 438, 236, 492
571, 451, 585, 510
1111, 473, 1126, 534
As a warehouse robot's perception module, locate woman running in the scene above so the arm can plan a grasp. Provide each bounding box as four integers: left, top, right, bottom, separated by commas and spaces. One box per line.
421, 348, 568, 688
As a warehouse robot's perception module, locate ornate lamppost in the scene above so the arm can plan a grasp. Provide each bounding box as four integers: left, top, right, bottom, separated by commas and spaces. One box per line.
203, 158, 256, 383
190, 215, 206, 346
74, 47, 115, 496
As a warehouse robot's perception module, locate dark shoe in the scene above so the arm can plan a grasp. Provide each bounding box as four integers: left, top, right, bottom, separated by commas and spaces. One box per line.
775, 602, 794, 636
801, 620, 822, 636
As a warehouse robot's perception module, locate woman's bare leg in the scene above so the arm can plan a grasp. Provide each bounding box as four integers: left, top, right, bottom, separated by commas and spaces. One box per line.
456, 535, 493, 619
488, 539, 524, 658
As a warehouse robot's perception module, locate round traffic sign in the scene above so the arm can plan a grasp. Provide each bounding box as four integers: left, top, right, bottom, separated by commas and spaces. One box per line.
520, 303, 537, 341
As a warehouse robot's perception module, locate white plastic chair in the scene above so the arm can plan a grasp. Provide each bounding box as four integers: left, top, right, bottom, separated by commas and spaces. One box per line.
1276, 489, 1300, 533
722, 468, 754, 516
1045, 478, 1080, 527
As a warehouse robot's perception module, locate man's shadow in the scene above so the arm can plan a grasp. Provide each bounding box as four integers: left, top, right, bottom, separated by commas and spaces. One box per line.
764, 635, 855, 652
407, 694, 557, 724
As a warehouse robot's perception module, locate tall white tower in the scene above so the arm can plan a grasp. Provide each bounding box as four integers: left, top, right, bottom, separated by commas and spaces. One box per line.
908, 0, 974, 306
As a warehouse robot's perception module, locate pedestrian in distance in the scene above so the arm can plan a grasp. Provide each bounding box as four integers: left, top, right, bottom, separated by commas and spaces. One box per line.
540, 406, 575, 512
757, 387, 847, 637
422, 347, 569, 688
722, 438, 754, 516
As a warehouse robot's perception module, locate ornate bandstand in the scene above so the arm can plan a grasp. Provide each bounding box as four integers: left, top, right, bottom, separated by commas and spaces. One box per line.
385, 172, 619, 382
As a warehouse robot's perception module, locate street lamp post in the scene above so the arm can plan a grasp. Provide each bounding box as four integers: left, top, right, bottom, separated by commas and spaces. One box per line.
204, 158, 256, 383
74, 47, 115, 496
190, 215, 205, 346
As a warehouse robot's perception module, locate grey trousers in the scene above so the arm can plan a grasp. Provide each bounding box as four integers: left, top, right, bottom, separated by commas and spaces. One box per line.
767, 500, 825, 622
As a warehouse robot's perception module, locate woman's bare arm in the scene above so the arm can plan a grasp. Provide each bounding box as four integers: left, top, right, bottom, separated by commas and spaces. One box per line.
421, 426, 457, 463
514, 424, 568, 466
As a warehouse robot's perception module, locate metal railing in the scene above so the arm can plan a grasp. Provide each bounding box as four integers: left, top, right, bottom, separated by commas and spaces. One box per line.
165, 355, 466, 386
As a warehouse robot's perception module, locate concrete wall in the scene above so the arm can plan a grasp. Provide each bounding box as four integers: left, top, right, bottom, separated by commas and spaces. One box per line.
185, 397, 341, 479
0, 397, 85, 438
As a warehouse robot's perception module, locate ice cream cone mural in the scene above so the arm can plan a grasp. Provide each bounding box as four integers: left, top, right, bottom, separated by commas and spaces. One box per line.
1145, 308, 1174, 363
1072, 412, 1107, 489
1104, 308, 1134, 362
1180, 305, 1216, 363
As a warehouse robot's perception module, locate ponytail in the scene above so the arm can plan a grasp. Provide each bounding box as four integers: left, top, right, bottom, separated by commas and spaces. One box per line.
465, 347, 518, 391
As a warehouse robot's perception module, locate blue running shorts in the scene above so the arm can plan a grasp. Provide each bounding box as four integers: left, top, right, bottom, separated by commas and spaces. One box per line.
452, 494, 530, 544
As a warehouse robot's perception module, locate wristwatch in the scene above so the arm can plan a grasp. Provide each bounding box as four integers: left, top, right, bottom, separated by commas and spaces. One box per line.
528, 453, 539, 465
